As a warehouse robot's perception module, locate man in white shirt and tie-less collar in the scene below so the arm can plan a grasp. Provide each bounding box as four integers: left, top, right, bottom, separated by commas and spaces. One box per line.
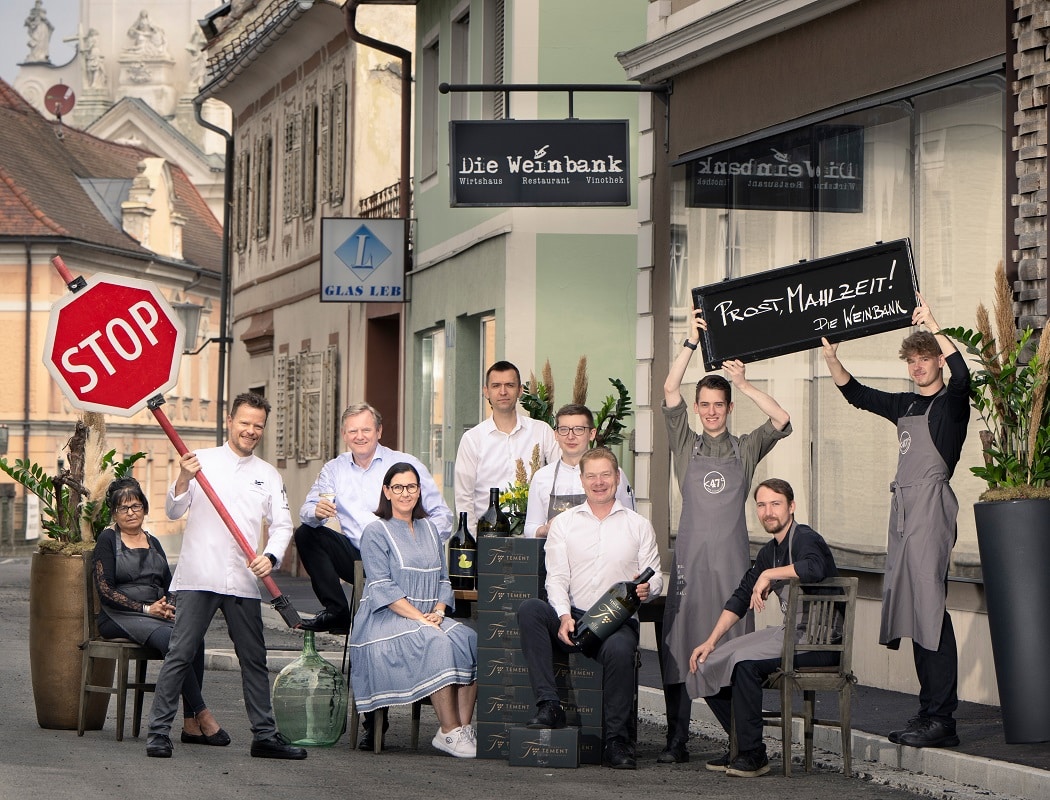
517, 447, 663, 770
454, 360, 560, 532
146, 392, 304, 760
524, 403, 634, 538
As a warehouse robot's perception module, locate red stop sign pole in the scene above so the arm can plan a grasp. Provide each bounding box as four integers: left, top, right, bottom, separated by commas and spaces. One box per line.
47, 256, 301, 627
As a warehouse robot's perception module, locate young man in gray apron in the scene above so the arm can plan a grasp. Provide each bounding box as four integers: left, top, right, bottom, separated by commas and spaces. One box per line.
688, 478, 839, 777
659, 309, 792, 764
822, 296, 970, 748
523, 404, 634, 538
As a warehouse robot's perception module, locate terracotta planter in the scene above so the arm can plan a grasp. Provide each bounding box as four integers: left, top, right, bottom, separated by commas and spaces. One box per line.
974, 499, 1050, 744
29, 550, 112, 730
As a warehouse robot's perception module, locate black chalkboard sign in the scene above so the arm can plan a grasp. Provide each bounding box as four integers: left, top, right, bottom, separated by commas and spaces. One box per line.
691, 239, 918, 371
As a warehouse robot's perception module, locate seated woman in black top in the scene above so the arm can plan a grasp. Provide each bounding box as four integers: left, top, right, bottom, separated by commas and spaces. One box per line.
93, 477, 229, 746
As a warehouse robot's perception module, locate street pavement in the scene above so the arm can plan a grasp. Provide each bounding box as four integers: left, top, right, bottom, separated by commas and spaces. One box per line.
0, 556, 1045, 800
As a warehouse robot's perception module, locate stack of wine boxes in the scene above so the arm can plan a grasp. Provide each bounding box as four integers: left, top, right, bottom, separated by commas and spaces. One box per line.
474, 537, 604, 766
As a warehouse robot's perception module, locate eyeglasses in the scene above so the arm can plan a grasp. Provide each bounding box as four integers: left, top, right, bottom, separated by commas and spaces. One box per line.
116, 503, 144, 514
387, 483, 420, 495
555, 425, 592, 437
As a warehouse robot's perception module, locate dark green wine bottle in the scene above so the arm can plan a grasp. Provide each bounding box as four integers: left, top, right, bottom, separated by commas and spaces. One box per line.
476, 487, 510, 537
573, 567, 656, 657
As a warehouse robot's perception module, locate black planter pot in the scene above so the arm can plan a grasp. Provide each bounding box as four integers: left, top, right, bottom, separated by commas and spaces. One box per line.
974, 499, 1050, 744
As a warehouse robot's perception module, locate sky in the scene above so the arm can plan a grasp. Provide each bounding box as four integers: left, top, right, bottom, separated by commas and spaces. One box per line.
1, 0, 82, 86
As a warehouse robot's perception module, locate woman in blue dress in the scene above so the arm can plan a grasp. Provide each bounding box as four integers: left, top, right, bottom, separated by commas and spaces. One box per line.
349, 462, 478, 758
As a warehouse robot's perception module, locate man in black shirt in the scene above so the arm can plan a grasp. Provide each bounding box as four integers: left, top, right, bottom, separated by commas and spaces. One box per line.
687, 478, 838, 778
821, 295, 969, 749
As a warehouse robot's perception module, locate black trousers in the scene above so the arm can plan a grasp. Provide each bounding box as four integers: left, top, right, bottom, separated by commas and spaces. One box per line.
913, 609, 959, 723
517, 597, 638, 745
705, 651, 839, 756
293, 523, 361, 617
663, 681, 692, 746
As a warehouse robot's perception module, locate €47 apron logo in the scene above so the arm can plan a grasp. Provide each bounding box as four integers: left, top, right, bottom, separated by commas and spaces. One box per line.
335, 224, 392, 281
899, 430, 912, 455
703, 471, 726, 494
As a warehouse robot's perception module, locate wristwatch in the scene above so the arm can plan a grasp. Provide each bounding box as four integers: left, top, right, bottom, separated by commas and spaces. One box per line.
682, 339, 698, 351
433, 608, 446, 617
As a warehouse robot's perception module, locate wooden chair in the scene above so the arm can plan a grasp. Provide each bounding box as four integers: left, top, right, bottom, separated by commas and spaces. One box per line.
78, 556, 164, 740
731, 576, 859, 777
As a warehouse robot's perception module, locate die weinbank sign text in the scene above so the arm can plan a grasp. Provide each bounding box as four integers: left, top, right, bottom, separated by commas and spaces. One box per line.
450, 120, 631, 207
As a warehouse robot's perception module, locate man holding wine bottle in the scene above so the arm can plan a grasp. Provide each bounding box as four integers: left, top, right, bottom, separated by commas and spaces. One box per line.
687, 478, 838, 778
516, 447, 663, 770
659, 307, 792, 764
454, 361, 560, 532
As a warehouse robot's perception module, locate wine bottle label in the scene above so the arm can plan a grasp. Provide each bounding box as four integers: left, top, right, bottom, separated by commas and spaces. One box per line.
449, 546, 476, 577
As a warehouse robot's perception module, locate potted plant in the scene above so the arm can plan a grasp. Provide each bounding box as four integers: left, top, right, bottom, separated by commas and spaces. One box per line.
0, 412, 144, 730
943, 261, 1050, 744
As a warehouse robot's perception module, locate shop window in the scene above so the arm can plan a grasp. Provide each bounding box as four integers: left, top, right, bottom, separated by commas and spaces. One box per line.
417, 327, 446, 482
421, 37, 440, 179
668, 72, 1004, 559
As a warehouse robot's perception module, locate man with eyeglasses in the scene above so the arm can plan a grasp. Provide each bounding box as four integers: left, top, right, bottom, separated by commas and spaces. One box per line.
658, 308, 792, 765
524, 404, 634, 538
454, 360, 560, 533
517, 447, 662, 770
296, 402, 452, 636
146, 392, 304, 760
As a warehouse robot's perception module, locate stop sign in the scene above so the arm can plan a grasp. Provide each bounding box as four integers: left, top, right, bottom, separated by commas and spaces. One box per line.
43, 273, 185, 416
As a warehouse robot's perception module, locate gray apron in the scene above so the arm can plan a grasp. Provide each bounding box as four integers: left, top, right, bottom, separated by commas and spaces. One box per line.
100, 533, 171, 644
686, 524, 797, 698
546, 459, 586, 521
882, 391, 957, 651
662, 437, 754, 685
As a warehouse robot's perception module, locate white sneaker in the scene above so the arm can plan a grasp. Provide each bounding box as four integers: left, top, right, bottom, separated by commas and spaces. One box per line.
463, 724, 477, 744
432, 726, 477, 758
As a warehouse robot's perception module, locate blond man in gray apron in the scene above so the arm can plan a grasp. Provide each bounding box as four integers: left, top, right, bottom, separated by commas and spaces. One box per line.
659, 309, 791, 764
822, 296, 969, 749
687, 478, 839, 777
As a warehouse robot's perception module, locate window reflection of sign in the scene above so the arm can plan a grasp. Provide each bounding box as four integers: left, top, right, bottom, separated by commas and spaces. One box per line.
687, 125, 864, 213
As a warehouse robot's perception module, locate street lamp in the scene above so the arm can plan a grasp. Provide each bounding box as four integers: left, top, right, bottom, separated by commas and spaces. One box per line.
172, 300, 231, 355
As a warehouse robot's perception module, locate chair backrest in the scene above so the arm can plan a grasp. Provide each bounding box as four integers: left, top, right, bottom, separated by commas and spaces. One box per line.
83, 553, 102, 643
779, 576, 858, 676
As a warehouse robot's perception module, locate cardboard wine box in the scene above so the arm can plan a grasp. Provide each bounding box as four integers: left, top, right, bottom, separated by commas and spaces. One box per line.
477, 646, 571, 688
477, 537, 547, 575
475, 720, 515, 760
476, 609, 522, 649
476, 683, 537, 724
508, 727, 579, 769
577, 726, 604, 765
476, 571, 545, 611
566, 652, 604, 691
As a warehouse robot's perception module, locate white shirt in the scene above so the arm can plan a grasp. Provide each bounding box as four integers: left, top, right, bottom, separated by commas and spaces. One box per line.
454, 413, 559, 531
544, 500, 663, 618
167, 443, 294, 600
298, 444, 453, 548
523, 460, 634, 538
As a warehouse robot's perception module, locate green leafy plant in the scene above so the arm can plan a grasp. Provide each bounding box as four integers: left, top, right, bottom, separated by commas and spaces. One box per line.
0, 414, 145, 552
521, 356, 634, 448
942, 261, 1050, 501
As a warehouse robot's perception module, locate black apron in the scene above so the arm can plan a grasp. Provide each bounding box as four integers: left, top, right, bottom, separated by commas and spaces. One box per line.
100, 532, 171, 644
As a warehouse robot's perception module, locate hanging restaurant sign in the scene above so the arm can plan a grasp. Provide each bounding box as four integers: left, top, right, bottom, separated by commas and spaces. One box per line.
687, 124, 864, 213
449, 120, 630, 207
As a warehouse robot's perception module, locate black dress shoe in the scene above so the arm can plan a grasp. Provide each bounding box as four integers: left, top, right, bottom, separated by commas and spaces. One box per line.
526, 700, 566, 729
251, 733, 308, 760
603, 741, 637, 770
181, 728, 231, 746
888, 715, 923, 744
300, 610, 351, 634
656, 741, 689, 764
898, 718, 960, 748
358, 713, 391, 750
146, 734, 173, 758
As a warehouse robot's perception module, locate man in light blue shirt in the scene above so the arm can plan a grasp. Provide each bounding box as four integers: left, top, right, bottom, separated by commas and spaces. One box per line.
295, 402, 452, 634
